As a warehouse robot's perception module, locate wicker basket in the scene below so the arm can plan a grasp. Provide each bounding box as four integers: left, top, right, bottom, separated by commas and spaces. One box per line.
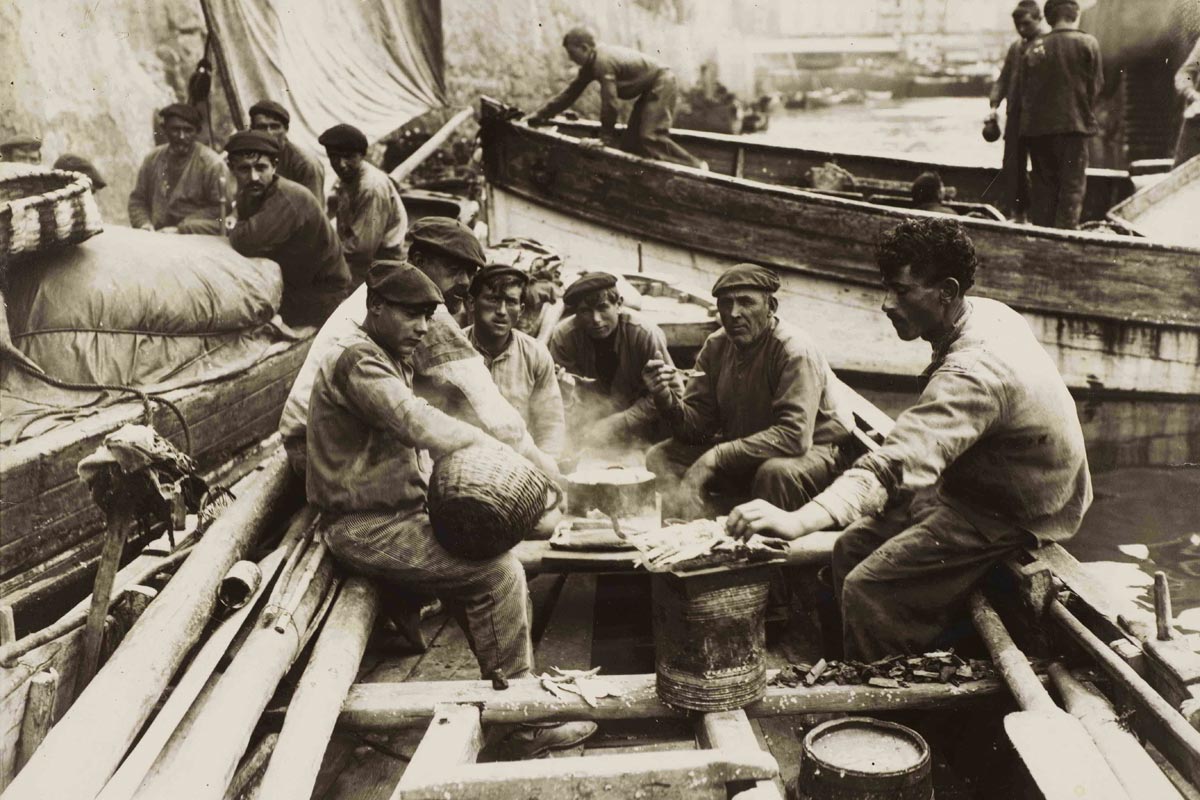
1, 163, 104, 276
428, 445, 561, 560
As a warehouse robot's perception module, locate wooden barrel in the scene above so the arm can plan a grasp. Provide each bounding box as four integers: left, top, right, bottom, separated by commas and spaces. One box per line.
797, 717, 932, 800
651, 566, 769, 711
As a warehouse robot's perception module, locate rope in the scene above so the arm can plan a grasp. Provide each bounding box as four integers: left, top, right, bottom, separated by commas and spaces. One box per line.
8, 359, 193, 456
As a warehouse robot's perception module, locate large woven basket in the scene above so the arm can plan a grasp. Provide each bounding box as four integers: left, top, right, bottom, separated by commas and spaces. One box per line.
428, 445, 561, 560
1, 163, 104, 276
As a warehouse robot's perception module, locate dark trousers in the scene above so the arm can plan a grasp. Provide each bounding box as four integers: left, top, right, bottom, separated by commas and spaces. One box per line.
1000, 126, 1032, 219
1175, 116, 1200, 167
831, 494, 1032, 661
620, 71, 706, 169
1025, 133, 1089, 229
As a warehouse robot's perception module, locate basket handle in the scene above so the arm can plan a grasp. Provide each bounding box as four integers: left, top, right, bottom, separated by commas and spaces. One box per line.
543, 481, 564, 514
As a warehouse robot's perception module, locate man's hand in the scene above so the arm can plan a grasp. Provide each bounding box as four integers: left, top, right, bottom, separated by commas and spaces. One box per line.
138, 223, 155, 232
641, 357, 678, 402
985, 108, 999, 123
726, 499, 804, 541
680, 450, 717, 496
159, 226, 179, 235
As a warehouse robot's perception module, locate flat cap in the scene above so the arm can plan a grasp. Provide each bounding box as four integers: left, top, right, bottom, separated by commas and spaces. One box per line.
53, 154, 106, 189
224, 129, 281, 157
562, 272, 618, 307
318, 123, 368, 154
367, 260, 444, 307
406, 217, 487, 268
1043, 0, 1078, 12
248, 99, 290, 126
0, 134, 41, 151
160, 103, 202, 128
711, 263, 780, 296
470, 263, 529, 296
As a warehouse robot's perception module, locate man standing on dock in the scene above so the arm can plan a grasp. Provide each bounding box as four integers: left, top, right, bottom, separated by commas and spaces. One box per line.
529, 26, 707, 170
306, 260, 596, 759
248, 99, 326, 201
726, 218, 1092, 661
643, 263, 856, 519
987, 0, 1048, 222
1018, 0, 1102, 229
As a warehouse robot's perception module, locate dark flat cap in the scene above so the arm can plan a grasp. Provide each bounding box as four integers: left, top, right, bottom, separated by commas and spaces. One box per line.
712, 263, 780, 296
406, 217, 487, 268
562, 272, 618, 307
249, 100, 290, 126
160, 103, 202, 128
0, 134, 41, 151
470, 264, 529, 296
53, 154, 106, 189
318, 123, 368, 154
1043, 0, 1078, 12
367, 260, 444, 306
225, 129, 281, 157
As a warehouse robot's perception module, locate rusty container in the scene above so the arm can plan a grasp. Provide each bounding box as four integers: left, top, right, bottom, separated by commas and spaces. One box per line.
797, 717, 932, 800
651, 565, 770, 711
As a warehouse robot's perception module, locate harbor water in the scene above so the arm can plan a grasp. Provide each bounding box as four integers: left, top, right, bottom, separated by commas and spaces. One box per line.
750, 98, 1200, 630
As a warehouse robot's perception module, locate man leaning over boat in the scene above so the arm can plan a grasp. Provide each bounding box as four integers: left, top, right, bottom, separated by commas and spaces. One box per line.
305, 260, 596, 759
727, 217, 1092, 661
643, 263, 857, 519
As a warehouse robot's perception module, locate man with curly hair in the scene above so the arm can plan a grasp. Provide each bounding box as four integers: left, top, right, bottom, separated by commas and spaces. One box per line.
727, 217, 1092, 660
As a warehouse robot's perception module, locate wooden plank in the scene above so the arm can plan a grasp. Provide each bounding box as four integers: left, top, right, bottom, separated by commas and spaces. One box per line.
393, 704, 483, 794
15, 669, 58, 771
697, 710, 784, 800
340, 673, 1016, 730
515, 534, 838, 575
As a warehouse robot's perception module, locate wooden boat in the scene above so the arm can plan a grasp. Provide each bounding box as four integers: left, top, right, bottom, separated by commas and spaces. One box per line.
479, 97, 1200, 400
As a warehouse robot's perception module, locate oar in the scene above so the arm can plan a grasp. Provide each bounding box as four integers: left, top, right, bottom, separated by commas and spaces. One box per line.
969, 592, 1132, 800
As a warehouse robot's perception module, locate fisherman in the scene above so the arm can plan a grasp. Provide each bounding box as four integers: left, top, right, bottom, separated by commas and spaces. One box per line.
1174, 35, 1200, 167
0, 135, 42, 164
549, 272, 672, 449
277, 217, 559, 481
643, 263, 855, 518
318, 123, 406, 284
128, 103, 230, 235
248, 99, 326, 200
224, 130, 351, 328
910, 171, 957, 215
53, 154, 106, 191
986, 0, 1048, 222
1018, 0, 1102, 229
726, 218, 1092, 661
529, 26, 707, 169
306, 259, 596, 759
464, 264, 567, 463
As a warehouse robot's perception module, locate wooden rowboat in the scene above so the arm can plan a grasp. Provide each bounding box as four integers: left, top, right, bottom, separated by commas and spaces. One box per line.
480, 97, 1200, 400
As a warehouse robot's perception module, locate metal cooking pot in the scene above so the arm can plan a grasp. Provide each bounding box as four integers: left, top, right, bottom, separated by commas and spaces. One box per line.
566, 466, 657, 519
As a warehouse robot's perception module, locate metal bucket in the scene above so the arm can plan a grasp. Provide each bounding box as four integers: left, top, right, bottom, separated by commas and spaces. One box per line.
797, 717, 932, 800
651, 566, 770, 711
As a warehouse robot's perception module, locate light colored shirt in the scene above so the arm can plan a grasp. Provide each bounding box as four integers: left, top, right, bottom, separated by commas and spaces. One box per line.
466, 326, 566, 459
127, 143, 230, 232
813, 297, 1092, 544
306, 326, 494, 514
331, 161, 407, 273
658, 318, 854, 474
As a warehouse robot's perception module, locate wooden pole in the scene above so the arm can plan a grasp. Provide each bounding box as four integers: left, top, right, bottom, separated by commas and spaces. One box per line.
75, 506, 132, 695
1048, 663, 1183, 800
3, 451, 295, 800
1156, 571, 1175, 641
197, 0, 245, 127
15, 669, 59, 771
256, 576, 378, 800
223, 733, 278, 800
968, 593, 1056, 712
0, 606, 16, 645
131, 554, 335, 800
389, 107, 474, 184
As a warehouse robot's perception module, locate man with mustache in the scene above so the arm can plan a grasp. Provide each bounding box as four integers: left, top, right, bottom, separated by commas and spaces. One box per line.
248, 99, 325, 201
549, 272, 673, 450
224, 130, 350, 328
726, 218, 1091, 661
128, 103, 229, 235
318, 123, 406, 284
643, 263, 855, 519
464, 264, 566, 464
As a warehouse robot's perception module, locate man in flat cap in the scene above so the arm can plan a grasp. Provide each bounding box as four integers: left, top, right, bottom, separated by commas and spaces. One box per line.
530, 27, 706, 169
465, 264, 566, 464
727, 218, 1091, 661
318, 123, 407, 284
306, 259, 597, 758
643, 263, 855, 519
53, 154, 106, 191
249, 99, 325, 201
128, 103, 230, 234
279, 216, 559, 481
225, 130, 350, 328
549, 271, 674, 449
1018, 0, 1102, 229
0, 135, 42, 165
